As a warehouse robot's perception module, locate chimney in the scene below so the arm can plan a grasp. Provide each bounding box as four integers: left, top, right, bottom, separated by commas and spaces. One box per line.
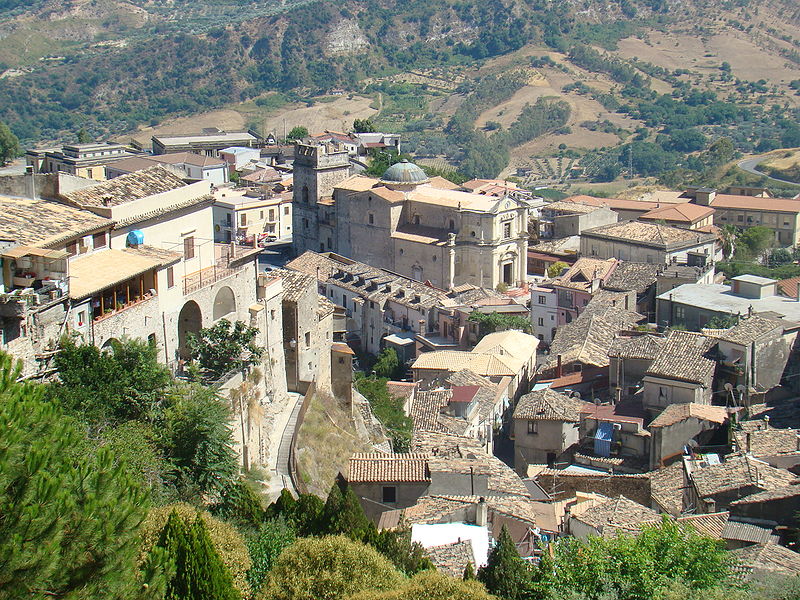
418, 319, 426, 336
746, 432, 751, 454
763, 415, 769, 430
796, 281, 800, 302
704, 497, 716, 513
556, 355, 563, 378
101, 194, 113, 207
796, 434, 800, 452
476, 497, 488, 527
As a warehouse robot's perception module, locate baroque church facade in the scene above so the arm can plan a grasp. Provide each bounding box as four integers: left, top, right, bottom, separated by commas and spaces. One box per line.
292, 142, 529, 290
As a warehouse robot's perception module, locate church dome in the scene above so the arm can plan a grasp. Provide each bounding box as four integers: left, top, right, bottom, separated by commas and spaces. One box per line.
380, 160, 429, 186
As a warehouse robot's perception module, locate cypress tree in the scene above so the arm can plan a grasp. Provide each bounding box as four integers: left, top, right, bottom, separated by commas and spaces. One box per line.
477, 525, 531, 599
157, 511, 239, 600
463, 561, 476, 580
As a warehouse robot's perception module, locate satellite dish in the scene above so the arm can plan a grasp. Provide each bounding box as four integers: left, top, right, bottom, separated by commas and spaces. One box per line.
736, 384, 746, 393
724, 382, 733, 391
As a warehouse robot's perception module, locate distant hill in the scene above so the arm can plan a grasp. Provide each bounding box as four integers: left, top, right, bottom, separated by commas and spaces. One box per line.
1, 0, 799, 190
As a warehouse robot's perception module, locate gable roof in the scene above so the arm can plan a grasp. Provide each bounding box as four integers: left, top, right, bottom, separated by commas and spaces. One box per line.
571, 495, 660, 531
732, 426, 800, 457
425, 540, 475, 578
649, 403, 729, 428
646, 330, 717, 385
689, 455, 795, 499
513, 389, 586, 422
639, 203, 715, 223
712, 315, 790, 346
544, 297, 643, 370
61, 166, 187, 208
732, 542, 800, 578
603, 261, 661, 294
471, 329, 539, 362
348, 453, 431, 483
553, 257, 618, 291
709, 193, 800, 214
582, 220, 716, 248
608, 334, 665, 361
0, 194, 111, 248
412, 351, 519, 377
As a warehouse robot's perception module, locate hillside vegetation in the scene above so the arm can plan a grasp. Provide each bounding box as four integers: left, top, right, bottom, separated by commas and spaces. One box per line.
1, 0, 799, 189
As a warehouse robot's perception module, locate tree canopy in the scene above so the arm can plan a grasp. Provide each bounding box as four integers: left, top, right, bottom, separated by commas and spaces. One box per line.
187, 318, 263, 382
468, 311, 533, 338
0, 119, 19, 163
155, 510, 240, 600
262, 535, 403, 600
287, 126, 308, 140
0, 351, 162, 599
49, 336, 171, 423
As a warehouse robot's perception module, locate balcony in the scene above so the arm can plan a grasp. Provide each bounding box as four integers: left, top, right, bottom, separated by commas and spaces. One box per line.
183, 243, 260, 295
92, 292, 156, 323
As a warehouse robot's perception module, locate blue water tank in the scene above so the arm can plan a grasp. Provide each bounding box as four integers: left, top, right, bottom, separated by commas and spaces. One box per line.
127, 230, 145, 247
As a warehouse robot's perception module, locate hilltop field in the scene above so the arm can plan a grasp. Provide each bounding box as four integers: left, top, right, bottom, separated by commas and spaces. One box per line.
1, 0, 799, 192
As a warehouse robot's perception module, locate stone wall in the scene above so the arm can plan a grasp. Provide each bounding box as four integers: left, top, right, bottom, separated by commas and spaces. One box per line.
534, 469, 651, 505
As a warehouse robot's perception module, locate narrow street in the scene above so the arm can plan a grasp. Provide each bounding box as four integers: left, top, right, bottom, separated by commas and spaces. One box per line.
264, 392, 303, 500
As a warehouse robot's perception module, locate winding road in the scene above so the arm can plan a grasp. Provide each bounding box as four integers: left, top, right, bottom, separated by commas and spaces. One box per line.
737, 154, 800, 186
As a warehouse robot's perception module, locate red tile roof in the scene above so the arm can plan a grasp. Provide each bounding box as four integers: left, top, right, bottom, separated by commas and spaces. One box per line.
450, 385, 480, 403
348, 453, 431, 483
639, 203, 715, 223
710, 194, 800, 214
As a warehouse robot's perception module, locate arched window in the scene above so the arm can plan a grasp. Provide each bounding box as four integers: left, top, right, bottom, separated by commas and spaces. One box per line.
413, 215, 420, 225
302, 185, 309, 204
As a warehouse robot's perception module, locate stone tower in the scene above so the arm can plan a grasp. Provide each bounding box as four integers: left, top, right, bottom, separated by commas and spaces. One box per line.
292, 142, 351, 255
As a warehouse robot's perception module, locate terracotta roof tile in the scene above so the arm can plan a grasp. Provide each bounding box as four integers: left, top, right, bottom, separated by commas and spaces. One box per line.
732, 542, 800, 578
572, 495, 660, 531
639, 203, 715, 223
425, 540, 475, 577
62, 166, 187, 207
711, 315, 789, 346
646, 330, 717, 384
608, 334, 665, 360
649, 403, 729, 428
582, 220, 716, 247
733, 426, 800, 457
348, 453, 431, 483
514, 389, 586, 422
690, 455, 795, 499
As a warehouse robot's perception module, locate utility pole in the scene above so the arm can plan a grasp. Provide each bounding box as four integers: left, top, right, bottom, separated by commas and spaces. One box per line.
628, 146, 633, 179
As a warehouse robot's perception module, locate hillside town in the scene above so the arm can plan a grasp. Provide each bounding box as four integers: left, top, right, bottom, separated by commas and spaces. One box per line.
5, 126, 800, 593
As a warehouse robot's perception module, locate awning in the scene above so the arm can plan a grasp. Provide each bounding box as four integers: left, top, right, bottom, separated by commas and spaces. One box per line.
3, 245, 68, 260
68, 247, 178, 300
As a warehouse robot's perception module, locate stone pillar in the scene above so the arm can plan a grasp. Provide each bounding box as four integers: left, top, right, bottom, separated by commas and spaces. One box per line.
518, 237, 527, 284
447, 233, 456, 289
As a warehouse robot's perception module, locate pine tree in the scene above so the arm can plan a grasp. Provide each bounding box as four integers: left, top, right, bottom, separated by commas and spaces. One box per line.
0, 351, 161, 599
157, 510, 239, 600
477, 525, 531, 600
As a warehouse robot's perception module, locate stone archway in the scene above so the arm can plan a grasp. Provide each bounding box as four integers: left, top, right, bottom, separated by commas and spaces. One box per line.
101, 337, 119, 352
178, 300, 202, 360
213, 286, 236, 321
